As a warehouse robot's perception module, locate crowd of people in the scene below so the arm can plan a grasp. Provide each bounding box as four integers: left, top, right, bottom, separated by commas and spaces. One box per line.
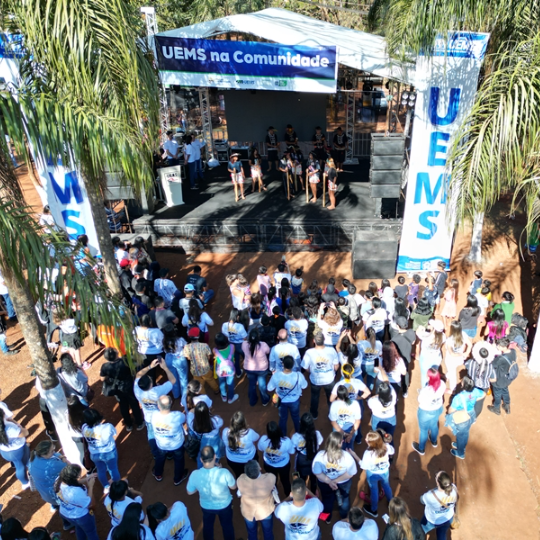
0, 248, 526, 540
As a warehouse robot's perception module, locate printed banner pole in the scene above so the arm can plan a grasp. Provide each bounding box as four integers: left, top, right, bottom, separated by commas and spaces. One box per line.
397, 32, 490, 272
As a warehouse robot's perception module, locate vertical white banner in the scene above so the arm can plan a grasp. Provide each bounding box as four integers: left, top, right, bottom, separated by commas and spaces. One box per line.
397, 32, 490, 272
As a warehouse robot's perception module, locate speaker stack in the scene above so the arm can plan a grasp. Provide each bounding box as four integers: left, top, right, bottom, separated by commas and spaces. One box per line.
352, 229, 398, 279
369, 133, 405, 199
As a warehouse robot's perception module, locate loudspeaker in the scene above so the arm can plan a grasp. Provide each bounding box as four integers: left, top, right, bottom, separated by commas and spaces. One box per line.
371, 133, 405, 155
370, 170, 401, 185
352, 230, 398, 279
370, 184, 401, 198
230, 146, 250, 161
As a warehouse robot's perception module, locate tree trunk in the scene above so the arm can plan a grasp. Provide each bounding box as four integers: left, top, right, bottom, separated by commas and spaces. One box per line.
468, 212, 484, 263
85, 176, 122, 297
529, 307, 540, 372
1, 265, 82, 464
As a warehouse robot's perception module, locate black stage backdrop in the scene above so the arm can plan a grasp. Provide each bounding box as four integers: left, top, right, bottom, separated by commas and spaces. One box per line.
222, 90, 327, 142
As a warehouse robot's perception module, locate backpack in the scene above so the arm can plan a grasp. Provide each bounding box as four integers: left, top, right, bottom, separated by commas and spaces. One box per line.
504, 355, 519, 383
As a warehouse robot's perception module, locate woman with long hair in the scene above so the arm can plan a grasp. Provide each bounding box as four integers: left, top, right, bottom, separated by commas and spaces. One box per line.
213, 333, 239, 404
357, 327, 383, 390
28, 441, 71, 526
382, 497, 426, 540
458, 294, 481, 339
416, 319, 446, 388
306, 151, 321, 203
242, 328, 271, 406
0, 408, 30, 488
188, 401, 224, 468
412, 368, 446, 456
220, 310, 248, 378
185, 379, 212, 413
465, 342, 496, 417
291, 412, 323, 491
486, 308, 508, 343
81, 408, 121, 490
367, 382, 397, 438
249, 147, 266, 192
392, 297, 410, 324
182, 299, 213, 344
55, 464, 98, 540
111, 502, 154, 540
222, 411, 260, 478
66, 395, 89, 464
325, 157, 338, 210
57, 352, 89, 405
104, 480, 143, 527
355, 430, 394, 518
258, 421, 295, 496
444, 321, 472, 392
375, 341, 407, 397
147, 501, 194, 540
249, 292, 264, 328
312, 432, 357, 523
317, 302, 344, 346
440, 279, 459, 328
420, 471, 458, 539
328, 385, 361, 451
336, 331, 362, 379
410, 298, 433, 332
407, 274, 422, 307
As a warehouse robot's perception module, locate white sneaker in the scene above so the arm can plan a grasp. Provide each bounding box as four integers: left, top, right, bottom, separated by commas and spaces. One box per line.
221, 394, 227, 402
228, 394, 239, 404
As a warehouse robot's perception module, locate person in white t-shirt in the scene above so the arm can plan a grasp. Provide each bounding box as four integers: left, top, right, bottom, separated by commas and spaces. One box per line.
285, 307, 309, 354
108, 501, 154, 540
275, 478, 323, 540
317, 302, 344, 346
134, 359, 176, 457
270, 330, 302, 372
81, 408, 120, 490
163, 130, 181, 165
367, 382, 397, 438
374, 341, 407, 397
328, 386, 361, 451
0, 408, 30, 488
302, 332, 339, 420
273, 262, 292, 290
412, 368, 447, 456
151, 395, 188, 485
268, 356, 308, 434
258, 421, 296, 497
104, 480, 144, 527
332, 507, 378, 540
350, 430, 394, 519
147, 500, 194, 540
420, 471, 458, 538
312, 432, 358, 523
362, 297, 388, 341
154, 268, 179, 308
222, 411, 260, 478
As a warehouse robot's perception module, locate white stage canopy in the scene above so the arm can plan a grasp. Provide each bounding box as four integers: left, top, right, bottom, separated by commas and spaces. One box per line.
157, 8, 415, 84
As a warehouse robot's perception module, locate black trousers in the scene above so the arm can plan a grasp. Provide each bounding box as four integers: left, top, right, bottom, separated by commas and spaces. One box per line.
264, 460, 291, 497
116, 391, 144, 428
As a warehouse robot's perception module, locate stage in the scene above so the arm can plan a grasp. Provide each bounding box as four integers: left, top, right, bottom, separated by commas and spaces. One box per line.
132, 162, 403, 252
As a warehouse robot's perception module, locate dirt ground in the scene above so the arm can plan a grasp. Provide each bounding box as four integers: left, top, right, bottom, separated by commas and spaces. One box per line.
1, 179, 540, 539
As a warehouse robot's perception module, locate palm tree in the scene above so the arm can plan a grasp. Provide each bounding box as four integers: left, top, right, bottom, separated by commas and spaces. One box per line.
2, 0, 161, 297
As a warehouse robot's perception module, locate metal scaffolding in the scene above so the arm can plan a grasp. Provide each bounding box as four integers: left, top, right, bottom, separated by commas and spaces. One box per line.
198, 87, 215, 160
344, 92, 358, 165
141, 6, 169, 142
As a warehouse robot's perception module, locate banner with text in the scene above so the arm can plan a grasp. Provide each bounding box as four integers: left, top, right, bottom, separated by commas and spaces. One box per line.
155, 37, 337, 93
397, 32, 490, 272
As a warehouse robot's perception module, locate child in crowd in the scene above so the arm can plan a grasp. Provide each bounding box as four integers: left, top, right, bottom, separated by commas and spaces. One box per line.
407, 274, 422, 306
257, 266, 272, 297
394, 276, 408, 304
291, 269, 304, 296
307, 280, 322, 298
469, 270, 483, 294
441, 278, 459, 328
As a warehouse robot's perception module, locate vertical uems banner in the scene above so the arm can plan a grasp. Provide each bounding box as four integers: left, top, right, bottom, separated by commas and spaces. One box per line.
397, 32, 489, 271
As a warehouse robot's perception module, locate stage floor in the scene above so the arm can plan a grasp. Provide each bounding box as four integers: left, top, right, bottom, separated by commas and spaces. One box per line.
132, 162, 402, 251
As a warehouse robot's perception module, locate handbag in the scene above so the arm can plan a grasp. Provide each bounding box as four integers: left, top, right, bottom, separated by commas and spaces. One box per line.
273, 373, 299, 408
431, 486, 459, 529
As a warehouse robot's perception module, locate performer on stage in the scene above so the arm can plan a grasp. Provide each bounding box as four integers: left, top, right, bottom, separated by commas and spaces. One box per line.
279, 150, 294, 200
332, 126, 348, 172
163, 130, 181, 166
284, 124, 299, 149
312, 126, 327, 170
265, 126, 279, 171
306, 152, 321, 203
288, 146, 304, 190
228, 153, 245, 201
249, 148, 266, 192
326, 157, 338, 210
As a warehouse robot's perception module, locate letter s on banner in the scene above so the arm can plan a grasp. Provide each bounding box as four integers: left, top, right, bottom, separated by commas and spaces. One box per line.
397, 32, 490, 272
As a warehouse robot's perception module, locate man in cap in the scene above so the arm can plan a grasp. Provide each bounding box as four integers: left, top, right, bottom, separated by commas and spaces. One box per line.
179, 284, 203, 315
183, 326, 219, 394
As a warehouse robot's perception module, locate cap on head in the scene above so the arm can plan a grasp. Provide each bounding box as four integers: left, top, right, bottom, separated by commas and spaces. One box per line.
188, 327, 201, 338
119, 259, 130, 268
184, 284, 195, 292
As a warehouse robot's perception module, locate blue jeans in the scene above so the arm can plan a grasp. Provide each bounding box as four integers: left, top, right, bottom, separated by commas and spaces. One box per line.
154, 445, 185, 483
246, 370, 270, 406
319, 478, 352, 518
0, 443, 29, 485
195, 159, 204, 179
419, 352, 442, 387
0, 334, 9, 353
145, 422, 160, 459
244, 514, 274, 540
92, 449, 121, 488
361, 366, 375, 390
166, 354, 188, 404
188, 161, 197, 187
202, 503, 235, 540
417, 406, 443, 452
337, 425, 356, 450
219, 375, 235, 401
2, 293, 16, 318
202, 289, 215, 304
372, 414, 396, 431
68, 512, 99, 540
463, 327, 477, 338
421, 515, 452, 540
366, 470, 393, 513
445, 413, 474, 458
278, 399, 300, 435
232, 343, 243, 376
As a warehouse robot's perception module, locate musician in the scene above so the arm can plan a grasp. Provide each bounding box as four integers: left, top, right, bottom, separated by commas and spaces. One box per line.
228, 153, 245, 201
265, 126, 279, 171
288, 146, 304, 189
326, 158, 338, 210
312, 126, 327, 169
249, 147, 266, 192
284, 124, 299, 149
332, 126, 348, 172
279, 150, 294, 200
306, 152, 321, 203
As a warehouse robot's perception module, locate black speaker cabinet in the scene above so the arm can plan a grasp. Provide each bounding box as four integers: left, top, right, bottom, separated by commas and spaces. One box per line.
370, 170, 402, 185
371, 133, 405, 155
371, 155, 403, 170
370, 184, 401, 198
352, 230, 398, 279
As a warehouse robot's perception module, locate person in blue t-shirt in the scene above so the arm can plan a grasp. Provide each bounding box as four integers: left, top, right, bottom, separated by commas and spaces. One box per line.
228, 154, 245, 201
